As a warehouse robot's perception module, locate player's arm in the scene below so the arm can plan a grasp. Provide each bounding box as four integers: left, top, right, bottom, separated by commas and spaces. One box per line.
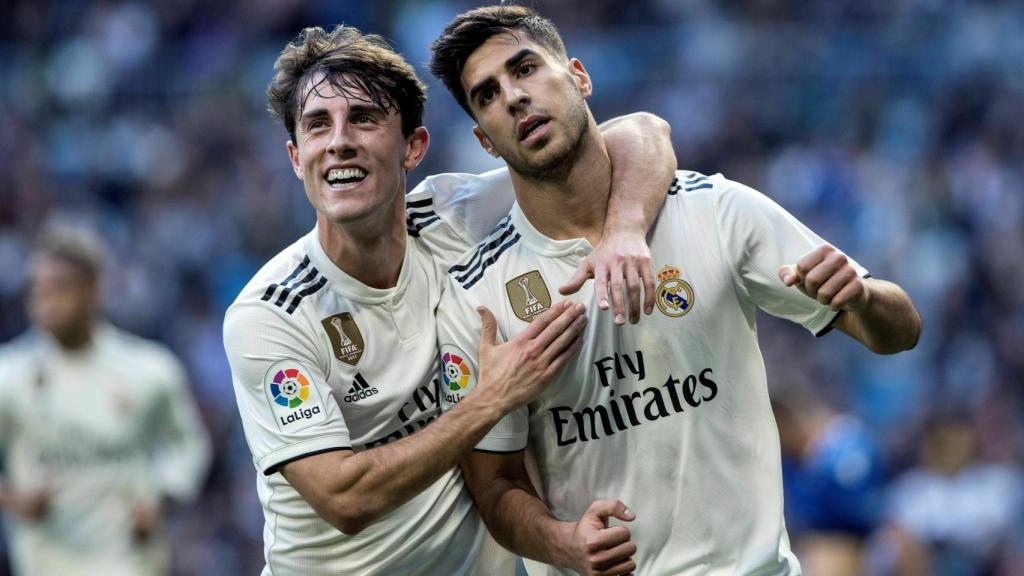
779, 246, 921, 353
281, 301, 587, 535
461, 450, 637, 576
561, 112, 677, 325
149, 354, 212, 503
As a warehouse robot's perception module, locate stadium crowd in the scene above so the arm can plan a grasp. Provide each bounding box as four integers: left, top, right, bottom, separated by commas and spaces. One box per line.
1, 0, 1022, 573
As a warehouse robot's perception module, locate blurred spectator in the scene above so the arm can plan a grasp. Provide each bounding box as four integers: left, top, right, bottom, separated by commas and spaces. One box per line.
0, 225, 211, 575
874, 416, 1024, 576
774, 383, 886, 576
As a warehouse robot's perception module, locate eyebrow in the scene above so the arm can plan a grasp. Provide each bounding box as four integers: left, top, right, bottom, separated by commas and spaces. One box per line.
466, 48, 539, 104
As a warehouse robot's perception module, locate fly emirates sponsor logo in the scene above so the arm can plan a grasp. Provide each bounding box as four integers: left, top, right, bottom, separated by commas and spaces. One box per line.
550, 350, 719, 446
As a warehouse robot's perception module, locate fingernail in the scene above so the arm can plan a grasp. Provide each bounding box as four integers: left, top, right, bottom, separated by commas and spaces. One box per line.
624, 507, 635, 519
599, 299, 609, 309
615, 314, 625, 324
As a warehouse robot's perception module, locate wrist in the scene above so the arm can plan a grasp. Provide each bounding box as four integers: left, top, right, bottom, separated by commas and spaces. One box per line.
453, 387, 506, 426
548, 519, 581, 569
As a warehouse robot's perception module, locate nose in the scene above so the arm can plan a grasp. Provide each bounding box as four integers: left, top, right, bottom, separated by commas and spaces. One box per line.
502, 78, 529, 114
326, 120, 357, 158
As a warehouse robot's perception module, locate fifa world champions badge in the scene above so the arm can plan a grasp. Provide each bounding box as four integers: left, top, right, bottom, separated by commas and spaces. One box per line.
656, 265, 695, 317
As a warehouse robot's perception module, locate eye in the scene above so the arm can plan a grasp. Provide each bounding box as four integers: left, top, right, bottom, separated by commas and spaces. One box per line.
517, 62, 536, 76
353, 113, 375, 124
308, 119, 327, 131
477, 87, 496, 106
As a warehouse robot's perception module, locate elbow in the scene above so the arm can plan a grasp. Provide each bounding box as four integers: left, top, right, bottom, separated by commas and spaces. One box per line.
323, 499, 379, 536
867, 312, 923, 355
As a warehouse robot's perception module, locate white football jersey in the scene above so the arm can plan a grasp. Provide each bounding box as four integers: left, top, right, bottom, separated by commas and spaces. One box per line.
0, 324, 210, 576
224, 170, 516, 575
437, 171, 869, 576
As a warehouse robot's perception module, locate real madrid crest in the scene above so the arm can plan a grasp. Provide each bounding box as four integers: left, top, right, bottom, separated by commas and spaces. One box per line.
656, 265, 695, 318
321, 312, 365, 365
505, 270, 552, 322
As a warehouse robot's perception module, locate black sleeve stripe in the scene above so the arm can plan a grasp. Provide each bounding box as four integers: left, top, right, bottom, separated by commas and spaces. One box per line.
286, 276, 328, 314
449, 217, 514, 276
406, 198, 433, 209
261, 256, 311, 302
275, 267, 320, 307
263, 446, 352, 476
461, 233, 521, 289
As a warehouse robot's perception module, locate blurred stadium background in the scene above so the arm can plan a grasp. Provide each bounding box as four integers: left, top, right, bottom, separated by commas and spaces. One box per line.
2, 0, 1022, 574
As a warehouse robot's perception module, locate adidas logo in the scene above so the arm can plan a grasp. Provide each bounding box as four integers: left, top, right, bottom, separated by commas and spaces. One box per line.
344, 372, 379, 403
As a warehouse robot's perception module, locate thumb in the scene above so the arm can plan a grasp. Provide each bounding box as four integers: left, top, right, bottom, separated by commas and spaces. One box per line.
588, 499, 636, 525
778, 265, 798, 287
559, 262, 593, 295
477, 306, 498, 351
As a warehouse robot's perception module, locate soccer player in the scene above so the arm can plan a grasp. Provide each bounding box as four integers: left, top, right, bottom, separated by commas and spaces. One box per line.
0, 226, 211, 576
430, 6, 923, 575
222, 25, 676, 574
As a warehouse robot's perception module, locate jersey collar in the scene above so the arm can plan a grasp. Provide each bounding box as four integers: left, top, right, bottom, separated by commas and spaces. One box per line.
304, 228, 412, 304
510, 201, 594, 258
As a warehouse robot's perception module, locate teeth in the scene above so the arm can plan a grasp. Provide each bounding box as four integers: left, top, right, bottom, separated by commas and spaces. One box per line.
326, 168, 366, 183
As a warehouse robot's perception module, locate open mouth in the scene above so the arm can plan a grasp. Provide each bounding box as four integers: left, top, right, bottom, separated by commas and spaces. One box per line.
325, 167, 367, 189
518, 116, 550, 142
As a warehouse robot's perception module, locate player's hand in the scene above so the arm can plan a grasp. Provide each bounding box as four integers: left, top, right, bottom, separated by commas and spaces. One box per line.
560, 231, 655, 326
567, 499, 637, 576
475, 301, 587, 413
10, 489, 49, 522
779, 244, 869, 312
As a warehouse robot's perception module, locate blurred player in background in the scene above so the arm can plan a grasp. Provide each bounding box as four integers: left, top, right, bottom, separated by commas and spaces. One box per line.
0, 225, 211, 576
431, 5, 922, 575
223, 24, 674, 575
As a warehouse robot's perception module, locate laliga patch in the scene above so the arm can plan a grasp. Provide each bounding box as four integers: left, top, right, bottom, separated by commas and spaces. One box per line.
321, 312, 364, 366
656, 265, 695, 318
264, 360, 327, 432
505, 270, 551, 323
439, 343, 477, 409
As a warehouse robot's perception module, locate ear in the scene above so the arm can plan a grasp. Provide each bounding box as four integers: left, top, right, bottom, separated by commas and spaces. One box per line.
472, 126, 500, 158
286, 139, 303, 180
569, 58, 593, 99
402, 126, 430, 171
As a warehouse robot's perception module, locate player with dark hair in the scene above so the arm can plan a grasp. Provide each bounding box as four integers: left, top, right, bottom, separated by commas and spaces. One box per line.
431, 6, 922, 575
225, 24, 677, 574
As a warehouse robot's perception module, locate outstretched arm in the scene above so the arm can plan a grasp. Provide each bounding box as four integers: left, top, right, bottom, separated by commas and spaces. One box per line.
282, 302, 587, 535
461, 450, 637, 576
562, 112, 676, 325
779, 244, 922, 353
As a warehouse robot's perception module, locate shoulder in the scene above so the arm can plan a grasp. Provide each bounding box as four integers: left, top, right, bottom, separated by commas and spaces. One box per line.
407, 169, 513, 238
229, 234, 328, 319
0, 333, 41, 378
98, 325, 187, 387
446, 212, 519, 292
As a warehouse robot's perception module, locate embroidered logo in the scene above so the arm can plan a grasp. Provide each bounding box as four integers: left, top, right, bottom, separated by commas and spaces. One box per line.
655, 265, 695, 318
505, 270, 551, 322
321, 312, 364, 366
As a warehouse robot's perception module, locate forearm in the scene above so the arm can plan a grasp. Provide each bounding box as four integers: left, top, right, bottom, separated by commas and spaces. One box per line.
471, 470, 577, 568
839, 278, 922, 354
321, 395, 506, 531
600, 112, 676, 233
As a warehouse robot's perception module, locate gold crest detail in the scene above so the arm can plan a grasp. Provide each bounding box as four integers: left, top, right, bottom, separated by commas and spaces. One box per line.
505, 270, 552, 322
321, 312, 364, 365
655, 265, 695, 318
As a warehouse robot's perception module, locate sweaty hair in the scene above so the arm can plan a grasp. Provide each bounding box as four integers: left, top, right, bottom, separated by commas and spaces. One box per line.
429, 5, 568, 116
33, 224, 106, 282
267, 25, 426, 143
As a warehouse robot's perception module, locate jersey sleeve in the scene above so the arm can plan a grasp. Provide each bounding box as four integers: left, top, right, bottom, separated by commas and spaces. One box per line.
145, 349, 212, 502
713, 177, 869, 336
436, 274, 529, 453
406, 169, 515, 264
224, 302, 350, 475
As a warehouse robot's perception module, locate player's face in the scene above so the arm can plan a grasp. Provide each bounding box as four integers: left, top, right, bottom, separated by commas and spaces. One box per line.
461, 33, 592, 179
28, 255, 97, 340
287, 73, 428, 225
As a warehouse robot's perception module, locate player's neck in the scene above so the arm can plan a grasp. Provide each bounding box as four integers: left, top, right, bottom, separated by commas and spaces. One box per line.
509, 123, 610, 246
48, 322, 94, 352
316, 200, 407, 290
